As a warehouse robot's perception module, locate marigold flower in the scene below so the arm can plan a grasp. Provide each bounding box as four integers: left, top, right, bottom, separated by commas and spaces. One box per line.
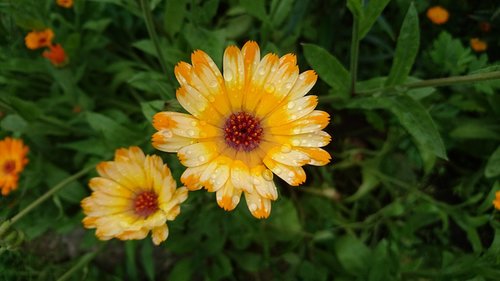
0, 137, 29, 196
25, 29, 54, 50
470, 38, 488, 52
426, 6, 449, 25
493, 191, 500, 210
43, 44, 68, 67
81, 146, 188, 245
152, 41, 331, 219
56, 0, 73, 8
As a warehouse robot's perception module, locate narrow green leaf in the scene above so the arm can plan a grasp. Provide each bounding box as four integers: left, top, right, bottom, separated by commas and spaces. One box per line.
302, 43, 350, 97
164, 0, 188, 37
347, 0, 363, 19
359, 0, 391, 39
485, 146, 500, 178
385, 3, 420, 87
270, 0, 294, 27
386, 95, 447, 159
239, 0, 268, 22
140, 242, 155, 281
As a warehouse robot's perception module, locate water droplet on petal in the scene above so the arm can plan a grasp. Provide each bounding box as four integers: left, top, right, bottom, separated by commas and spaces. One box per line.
232, 195, 239, 205
263, 169, 273, 181
198, 155, 206, 162
281, 144, 292, 153
288, 171, 295, 177
292, 139, 300, 146
265, 83, 275, 93
249, 203, 257, 211
293, 128, 301, 134
274, 167, 282, 174
209, 80, 218, 88
258, 68, 266, 76
224, 70, 233, 82
187, 129, 196, 137
285, 82, 293, 89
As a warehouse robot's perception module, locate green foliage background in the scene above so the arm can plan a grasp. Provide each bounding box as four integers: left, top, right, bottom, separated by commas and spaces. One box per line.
1, 0, 500, 280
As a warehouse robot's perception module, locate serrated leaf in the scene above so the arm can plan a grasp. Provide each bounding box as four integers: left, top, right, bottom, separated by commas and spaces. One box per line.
302, 43, 350, 97
359, 0, 391, 39
385, 3, 419, 87
485, 146, 500, 178
429, 32, 474, 75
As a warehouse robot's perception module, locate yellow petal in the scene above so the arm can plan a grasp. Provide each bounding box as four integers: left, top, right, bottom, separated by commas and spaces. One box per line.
263, 156, 306, 186
223, 45, 246, 111
244, 191, 272, 219
152, 129, 196, 153
177, 141, 221, 167
230, 160, 252, 193
216, 180, 242, 211
267, 110, 329, 135
285, 70, 317, 101
263, 95, 318, 127
250, 165, 278, 200
152, 225, 169, 245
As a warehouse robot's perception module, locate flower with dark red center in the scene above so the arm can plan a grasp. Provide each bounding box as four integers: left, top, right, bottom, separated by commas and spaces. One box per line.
43, 44, 68, 67
25, 29, 54, 50
152, 41, 331, 219
0, 137, 29, 196
81, 146, 188, 245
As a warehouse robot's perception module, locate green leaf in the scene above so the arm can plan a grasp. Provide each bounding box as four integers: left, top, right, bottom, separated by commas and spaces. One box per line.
239, 0, 268, 22
302, 43, 350, 97
270, 0, 294, 27
485, 146, 500, 178
385, 3, 420, 87
429, 32, 474, 75
269, 198, 302, 241
231, 252, 263, 272
347, 0, 363, 19
85, 112, 140, 148
183, 24, 225, 66
2, 96, 42, 122
346, 158, 380, 201
164, 0, 188, 37
359, 0, 391, 39
335, 235, 371, 276
386, 95, 447, 160
0, 114, 27, 133
168, 257, 194, 281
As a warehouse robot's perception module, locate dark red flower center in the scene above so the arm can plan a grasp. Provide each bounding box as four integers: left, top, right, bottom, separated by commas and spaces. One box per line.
134, 191, 158, 217
3, 160, 15, 174
224, 112, 263, 152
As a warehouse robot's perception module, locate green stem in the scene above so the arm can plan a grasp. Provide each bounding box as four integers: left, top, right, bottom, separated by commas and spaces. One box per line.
349, 17, 360, 96
357, 71, 500, 95
10, 165, 94, 225
139, 0, 168, 75
56, 250, 100, 281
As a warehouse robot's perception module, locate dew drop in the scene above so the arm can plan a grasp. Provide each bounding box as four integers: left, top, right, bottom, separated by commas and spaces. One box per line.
274, 167, 282, 174
249, 203, 257, 211
281, 144, 292, 153
161, 129, 173, 138
292, 139, 301, 146
293, 128, 301, 134
262, 169, 273, 181
265, 83, 275, 93
288, 171, 295, 177
299, 75, 305, 81
198, 155, 206, 162
224, 70, 234, 82
187, 129, 196, 137
208, 95, 216, 102
285, 82, 293, 89
253, 178, 260, 185
209, 80, 218, 88
287, 101, 295, 109
232, 195, 239, 205
258, 68, 266, 76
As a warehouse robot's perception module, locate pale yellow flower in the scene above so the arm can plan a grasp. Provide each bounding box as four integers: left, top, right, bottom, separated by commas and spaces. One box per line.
152, 41, 331, 219
81, 147, 188, 245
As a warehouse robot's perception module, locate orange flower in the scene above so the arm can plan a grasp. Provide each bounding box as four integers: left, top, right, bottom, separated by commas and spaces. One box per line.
0, 137, 29, 196
152, 41, 331, 219
56, 0, 73, 8
25, 29, 54, 50
470, 38, 488, 52
493, 191, 500, 210
426, 6, 449, 25
43, 44, 68, 66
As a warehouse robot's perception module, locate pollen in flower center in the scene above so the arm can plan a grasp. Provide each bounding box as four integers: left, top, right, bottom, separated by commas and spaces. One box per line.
134, 191, 159, 217
224, 112, 263, 151
3, 160, 15, 174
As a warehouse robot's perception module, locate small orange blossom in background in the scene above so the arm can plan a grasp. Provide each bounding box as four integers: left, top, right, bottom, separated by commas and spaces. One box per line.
427, 6, 449, 25
470, 38, 488, 52
152, 41, 331, 219
493, 191, 500, 210
43, 44, 68, 66
0, 137, 29, 196
24, 28, 54, 50
56, 0, 73, 8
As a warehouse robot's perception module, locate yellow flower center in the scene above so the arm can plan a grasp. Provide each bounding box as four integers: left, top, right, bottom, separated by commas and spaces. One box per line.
224, 112, 263, 152
3, 160, 15, 174
134, 191, 158, 217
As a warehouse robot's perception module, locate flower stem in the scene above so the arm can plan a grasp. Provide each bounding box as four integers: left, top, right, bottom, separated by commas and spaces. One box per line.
139, 0, 168, 75
349, 17, 360, 96
56, 250, 100, 281
357, 71, 500, 95
9, 165, 94, 225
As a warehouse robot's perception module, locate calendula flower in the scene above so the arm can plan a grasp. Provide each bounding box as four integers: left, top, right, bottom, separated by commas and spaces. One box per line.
470, 38, 488, 52
152, 41, 331, 219
25, 29, 54, 50
426, 6, 449, 25
56, 0, 73, 8
493, 191, 500, 210
81, 146, 188, 245
0, 137, 29, 196
43, 44, 68, 67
